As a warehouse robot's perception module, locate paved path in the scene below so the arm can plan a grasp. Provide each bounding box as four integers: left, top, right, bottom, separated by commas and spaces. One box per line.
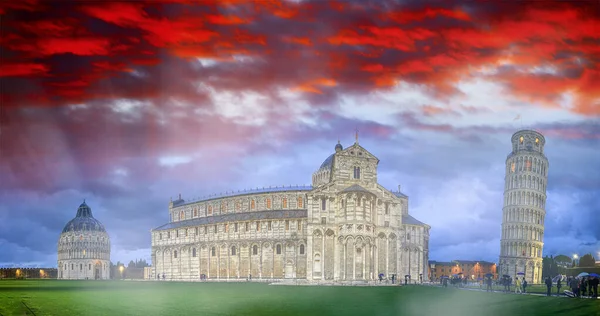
429, 284, 600, 299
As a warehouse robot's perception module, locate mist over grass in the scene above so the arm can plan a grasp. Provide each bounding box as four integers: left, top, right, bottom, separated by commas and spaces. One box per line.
1, 280, 598, 316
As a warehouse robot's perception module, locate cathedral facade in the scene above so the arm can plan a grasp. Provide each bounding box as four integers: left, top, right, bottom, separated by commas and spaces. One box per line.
151, 139, 430, 283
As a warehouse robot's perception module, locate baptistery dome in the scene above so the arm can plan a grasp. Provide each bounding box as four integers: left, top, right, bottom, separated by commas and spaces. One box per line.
57, 201, 111, 280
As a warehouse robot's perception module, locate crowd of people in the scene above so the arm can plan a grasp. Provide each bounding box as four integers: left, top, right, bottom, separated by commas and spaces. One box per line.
436, 273, 599, 299
552, 275, 599, 298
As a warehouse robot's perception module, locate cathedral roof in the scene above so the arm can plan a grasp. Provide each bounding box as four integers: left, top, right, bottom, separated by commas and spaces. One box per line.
153, 209, 307, 231
341, 184, 371, 193
172, 186, 313, 207
393, 191, 408, 198
61, 202, 107, 234
402, 214, 426, 226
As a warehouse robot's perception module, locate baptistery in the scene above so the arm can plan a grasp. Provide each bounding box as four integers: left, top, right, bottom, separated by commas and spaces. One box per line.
57, 201, 110, 280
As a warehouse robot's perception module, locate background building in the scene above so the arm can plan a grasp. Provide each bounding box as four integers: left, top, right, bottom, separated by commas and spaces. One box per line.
499, 130, 548, 284
57, 202, 111, 280
151, 138, 430, 283
0, 268, 58, 279
429, 260, 497, 281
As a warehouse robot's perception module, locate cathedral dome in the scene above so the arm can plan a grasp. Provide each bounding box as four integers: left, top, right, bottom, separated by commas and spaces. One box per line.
61, 202, 107, 233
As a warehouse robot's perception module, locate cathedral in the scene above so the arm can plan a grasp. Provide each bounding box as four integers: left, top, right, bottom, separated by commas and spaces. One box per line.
151, 137, 430, 283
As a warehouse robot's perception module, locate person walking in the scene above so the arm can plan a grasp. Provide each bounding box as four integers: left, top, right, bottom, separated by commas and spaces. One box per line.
545, 276, 553, 296
592, 276, 599, 298
515, 277, 522, 294
522, 278, 528, 294
556, 277, 562, 296
486, 277, 493, 292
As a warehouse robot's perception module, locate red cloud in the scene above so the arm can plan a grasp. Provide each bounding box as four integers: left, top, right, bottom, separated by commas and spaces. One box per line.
0, 1, 598, 116
0, 63, 49, 77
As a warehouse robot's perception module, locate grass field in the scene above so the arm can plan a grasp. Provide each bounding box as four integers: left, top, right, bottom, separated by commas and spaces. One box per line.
0, 280, 598, 316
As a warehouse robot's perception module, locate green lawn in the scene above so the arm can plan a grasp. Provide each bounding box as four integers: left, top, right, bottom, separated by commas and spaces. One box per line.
0, 280, 597, 316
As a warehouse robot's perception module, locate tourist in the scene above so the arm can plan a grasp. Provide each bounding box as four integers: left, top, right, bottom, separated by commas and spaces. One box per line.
522, 278, 527, 293
581, 277, 587, 298
515, 277, 522, 294
486, 277, 493, 292
545, 276, 552, 296
591, 276, 599, 298
569, 277, 579, 297
556, 277, 562, 296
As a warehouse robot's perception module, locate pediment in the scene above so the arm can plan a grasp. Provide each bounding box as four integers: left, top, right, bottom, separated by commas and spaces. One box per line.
339, 143, 379, 162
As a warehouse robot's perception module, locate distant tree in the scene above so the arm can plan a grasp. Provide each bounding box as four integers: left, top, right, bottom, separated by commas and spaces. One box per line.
554, 255, 572, 264
542, 256, 553, 278
136, 259, 149, 268
579, 254, 596, 267
128, 260, 136, 268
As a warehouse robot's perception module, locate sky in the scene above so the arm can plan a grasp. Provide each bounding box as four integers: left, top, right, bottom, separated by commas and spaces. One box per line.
1, 0, 599, 268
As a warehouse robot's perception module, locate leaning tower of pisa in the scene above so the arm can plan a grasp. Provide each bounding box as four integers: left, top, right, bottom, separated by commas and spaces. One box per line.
499, 130, 548, 284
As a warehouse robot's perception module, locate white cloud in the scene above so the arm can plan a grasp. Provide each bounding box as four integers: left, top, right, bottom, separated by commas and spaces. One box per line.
158, 156, 193, 167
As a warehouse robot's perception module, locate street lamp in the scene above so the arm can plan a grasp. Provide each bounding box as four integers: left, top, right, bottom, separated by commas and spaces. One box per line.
119, 266, 124, 280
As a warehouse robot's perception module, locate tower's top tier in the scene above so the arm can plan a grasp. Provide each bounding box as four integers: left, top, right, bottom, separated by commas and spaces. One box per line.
510, 130, 546, 155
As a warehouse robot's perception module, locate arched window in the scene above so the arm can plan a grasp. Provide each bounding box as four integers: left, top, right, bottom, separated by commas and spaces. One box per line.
192, 248, 197, 257
276, 244, 282, 255
299, 244, 305, 255
321, 198, 326, 211
174, 251, 178, 258
252, 245, 258, 255
236, 202, 240, 211
195, 227, 198, 235
353, 166, 361, 179
211, 247, 216, 256
194, 209, 197, 217
266, 198, 272, 209
159, 233, 162, 240
231, 246, 236, 256
297, 197, 303, 208
251, 199, 256, 210
520, 136, 524, 144
208, 205, 213, 215
282, 198, 288, 208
